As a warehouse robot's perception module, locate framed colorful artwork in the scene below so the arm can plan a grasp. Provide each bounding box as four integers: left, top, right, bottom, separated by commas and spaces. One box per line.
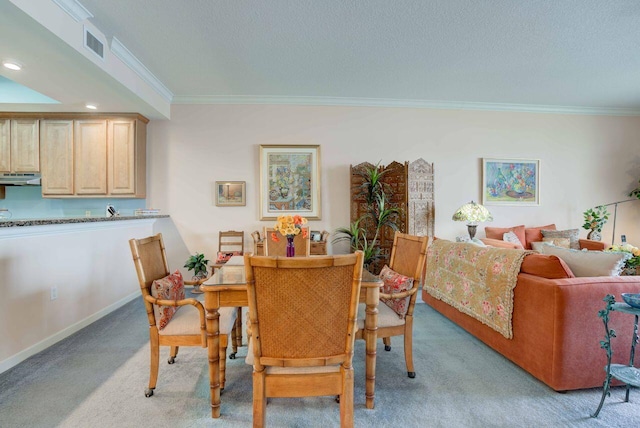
259, 145, 321, 220
482, 158, 540, 206
215, 181, 246, 206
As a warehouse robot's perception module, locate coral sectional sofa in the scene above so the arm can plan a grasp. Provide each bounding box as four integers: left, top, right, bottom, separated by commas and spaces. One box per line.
423, 246, 640, 391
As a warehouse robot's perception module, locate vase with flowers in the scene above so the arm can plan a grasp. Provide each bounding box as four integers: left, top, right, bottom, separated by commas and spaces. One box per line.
582, 205, 609, 241
271, 215, 308, 257
605, 243, 640, 275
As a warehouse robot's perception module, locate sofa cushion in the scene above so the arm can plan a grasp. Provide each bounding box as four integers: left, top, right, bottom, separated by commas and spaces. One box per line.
539, 245, 631, 277
542, 237, 571, 248
151, 270, 185, 330
524, 224, 556, 249
485, 225, 525, 249
379, 265, 414, 319
520, 254, 575, 279
541, 229, 580, 250
503, 231, 524, 249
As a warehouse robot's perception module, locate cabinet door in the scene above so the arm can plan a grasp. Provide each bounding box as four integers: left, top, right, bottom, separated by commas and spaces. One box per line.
0, 119, 9, 172
108, 119, 135, 195
10, 119, 39, 172
40, 120, 74, 195
74, 120, 107, 195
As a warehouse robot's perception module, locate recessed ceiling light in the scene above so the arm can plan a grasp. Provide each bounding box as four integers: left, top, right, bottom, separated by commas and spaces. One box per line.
85, 104, 98, 110
2, 60, 22, 71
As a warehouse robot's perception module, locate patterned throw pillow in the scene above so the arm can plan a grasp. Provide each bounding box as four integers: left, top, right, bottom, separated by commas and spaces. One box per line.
379, 265, 414, 319
151, 270, 185, 330
503, 231, 524, 249
541, 229, 580, 250
215, 251, 242, 264
542, 237, 571, 249
540, 245, 631, 277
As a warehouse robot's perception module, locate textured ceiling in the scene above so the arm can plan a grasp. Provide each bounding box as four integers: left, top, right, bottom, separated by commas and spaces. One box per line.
2, 0, 640, 117
78, 0, 640, 111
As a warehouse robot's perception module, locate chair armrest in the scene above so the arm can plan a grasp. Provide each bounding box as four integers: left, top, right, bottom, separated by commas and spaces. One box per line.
184, 275, 210, 286
380, 287, 418, 300
480, 238, 520, 249
579, 239, 608, 251
144, 295, 206, 332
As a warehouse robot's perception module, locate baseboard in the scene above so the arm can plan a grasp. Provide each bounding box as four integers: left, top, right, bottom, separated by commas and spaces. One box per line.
0, 290, 141, 375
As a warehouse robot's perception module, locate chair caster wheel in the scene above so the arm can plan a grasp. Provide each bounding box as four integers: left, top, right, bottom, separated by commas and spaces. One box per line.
408, 372, 416, 378
168, 356, 175, 364
229, 353, 236, 360
145, 388, 154, 397
384, 345, 391, 351
335, 395, 340, 403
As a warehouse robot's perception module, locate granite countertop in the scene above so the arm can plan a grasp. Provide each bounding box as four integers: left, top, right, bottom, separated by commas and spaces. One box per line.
0, 215, 169, 228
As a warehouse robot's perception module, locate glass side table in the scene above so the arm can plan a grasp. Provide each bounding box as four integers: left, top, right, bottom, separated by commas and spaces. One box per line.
592, 295, 640, 418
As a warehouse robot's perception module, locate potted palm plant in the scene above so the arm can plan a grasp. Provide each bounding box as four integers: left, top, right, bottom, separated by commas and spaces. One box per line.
334, 162, 400, 271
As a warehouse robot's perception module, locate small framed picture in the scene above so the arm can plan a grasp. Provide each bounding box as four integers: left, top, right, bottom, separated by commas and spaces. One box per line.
215, 181, 246, 206
310, 230, 322, 242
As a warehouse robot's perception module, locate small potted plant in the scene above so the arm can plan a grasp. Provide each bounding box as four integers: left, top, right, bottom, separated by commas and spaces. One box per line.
184, 252, 209, 293
582, 205, 609, 241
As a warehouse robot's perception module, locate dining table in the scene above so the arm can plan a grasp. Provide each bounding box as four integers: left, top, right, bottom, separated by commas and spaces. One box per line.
201, 254, 383, 418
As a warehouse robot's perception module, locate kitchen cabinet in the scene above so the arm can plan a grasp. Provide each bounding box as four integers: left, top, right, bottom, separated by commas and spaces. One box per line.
0, 119, 39, 173
40, 120, 74, 195
74, 119, 108, 195
108, 119, 146, 197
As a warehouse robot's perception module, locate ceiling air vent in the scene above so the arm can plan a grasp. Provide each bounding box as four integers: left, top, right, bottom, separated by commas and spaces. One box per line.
84, 27, 105, 60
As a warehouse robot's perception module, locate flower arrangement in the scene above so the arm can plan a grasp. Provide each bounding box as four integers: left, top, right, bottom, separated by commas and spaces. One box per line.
605, 243, 640, 271
271, 215, 308, 241
582, 205, 609, 234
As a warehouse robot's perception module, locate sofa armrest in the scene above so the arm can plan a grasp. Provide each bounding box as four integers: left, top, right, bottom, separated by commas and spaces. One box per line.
579, 239, 608, 251
480, 238, 520, 249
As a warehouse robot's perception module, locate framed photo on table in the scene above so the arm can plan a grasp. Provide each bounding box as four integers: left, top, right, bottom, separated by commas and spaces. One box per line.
482, 158, 540, 206
215, 181, 246, 206
259, 145, 321, 220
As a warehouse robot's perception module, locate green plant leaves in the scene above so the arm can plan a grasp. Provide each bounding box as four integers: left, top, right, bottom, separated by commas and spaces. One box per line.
184, 252, 209, 276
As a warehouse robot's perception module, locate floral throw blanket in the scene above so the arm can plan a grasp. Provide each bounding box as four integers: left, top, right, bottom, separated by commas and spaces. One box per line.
424, 239, 530, 339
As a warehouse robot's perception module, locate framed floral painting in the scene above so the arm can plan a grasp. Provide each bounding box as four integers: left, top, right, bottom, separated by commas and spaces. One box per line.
259, 145, 321, 220
482, 158, 540, 206
215, 181, 246, 206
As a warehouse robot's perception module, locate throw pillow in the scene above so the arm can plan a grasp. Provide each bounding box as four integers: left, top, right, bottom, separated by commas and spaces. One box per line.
542, 237, 571, 249
503, 231, 524, 249
379, 265, 414, 319
520, 254, 574, 279
151, 270, 185, 330
541, 229, 580, 250
215, 251, 242, 264
485, 225, 526, 249
539, 245, 631, 277
524, 224, 556, 249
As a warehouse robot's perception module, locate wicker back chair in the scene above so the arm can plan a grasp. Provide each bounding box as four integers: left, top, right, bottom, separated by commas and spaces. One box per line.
245, 252, 364, 428
263, 227, 310, 257
129, 233, 238, 397
356, 232, 428, 379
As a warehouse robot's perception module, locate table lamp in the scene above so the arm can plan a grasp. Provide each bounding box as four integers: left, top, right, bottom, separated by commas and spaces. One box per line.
452, 200, 493, 239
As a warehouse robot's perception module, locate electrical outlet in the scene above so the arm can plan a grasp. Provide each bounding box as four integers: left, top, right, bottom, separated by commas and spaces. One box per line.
50, 286, 58, 301
621, 235, 627, 243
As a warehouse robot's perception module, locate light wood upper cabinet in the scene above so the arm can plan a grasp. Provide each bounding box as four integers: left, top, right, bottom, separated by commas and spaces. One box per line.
0, 119, 39, 173
74, 120, 108, 195
108, 119, 146, 197
40, 120, 74, 195
0, 120, 9, 172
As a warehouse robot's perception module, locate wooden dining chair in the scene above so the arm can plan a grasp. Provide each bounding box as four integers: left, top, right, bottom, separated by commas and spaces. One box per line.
244, 252, 364, 428
355, 232, 428, 379
263, 227, 310, 257
129, 233, 238, 396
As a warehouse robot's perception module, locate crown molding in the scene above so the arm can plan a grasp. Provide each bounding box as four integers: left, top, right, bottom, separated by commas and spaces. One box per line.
110, 37, 173, 103
52, 0, 93, 22
171, 95, 640, 116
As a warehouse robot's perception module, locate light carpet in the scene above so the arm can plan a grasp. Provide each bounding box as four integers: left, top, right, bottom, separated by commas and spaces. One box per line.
1, 297, 638, 427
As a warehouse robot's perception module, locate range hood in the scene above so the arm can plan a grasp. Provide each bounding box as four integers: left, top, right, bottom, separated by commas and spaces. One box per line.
0, 173, 41, 186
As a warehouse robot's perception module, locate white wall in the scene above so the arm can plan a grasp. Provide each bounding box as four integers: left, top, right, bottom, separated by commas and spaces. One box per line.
147, 104, 640, 254
0, 218, 171, 372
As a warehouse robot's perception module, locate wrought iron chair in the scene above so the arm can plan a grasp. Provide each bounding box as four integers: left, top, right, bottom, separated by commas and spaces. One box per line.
129, 233, 238, 396
244, 252, 364, 427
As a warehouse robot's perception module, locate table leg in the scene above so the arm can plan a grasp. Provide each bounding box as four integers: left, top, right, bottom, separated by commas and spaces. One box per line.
364, 296, 378, 409
205, 303, 221, 418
